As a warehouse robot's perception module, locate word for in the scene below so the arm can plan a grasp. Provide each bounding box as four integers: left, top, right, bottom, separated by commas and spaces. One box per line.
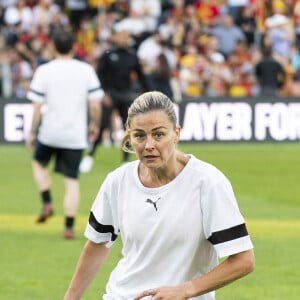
177, 102, 300, 141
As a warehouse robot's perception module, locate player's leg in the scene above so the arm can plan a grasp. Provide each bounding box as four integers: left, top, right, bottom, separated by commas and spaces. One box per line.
56, 148, 82, 239
32, 160, 51, 193
63, 177, 80, 239
79, 101, 113, 173
32, 142, 54, 223
100, 98, 113, 147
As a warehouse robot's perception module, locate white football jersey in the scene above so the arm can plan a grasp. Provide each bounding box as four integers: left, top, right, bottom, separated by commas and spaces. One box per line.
85, 155, 253, 299
27, 59, 104, 149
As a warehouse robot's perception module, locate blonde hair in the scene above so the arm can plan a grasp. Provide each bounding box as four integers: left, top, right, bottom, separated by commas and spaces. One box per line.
121, 91, 177, 153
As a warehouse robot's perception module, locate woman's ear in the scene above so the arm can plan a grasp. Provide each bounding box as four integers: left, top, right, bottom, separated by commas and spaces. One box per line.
174, 127, 181, 144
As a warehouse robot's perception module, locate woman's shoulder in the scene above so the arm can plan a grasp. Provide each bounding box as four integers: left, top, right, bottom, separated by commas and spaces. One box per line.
187, 154, 229, 183
105, 160, 138, 184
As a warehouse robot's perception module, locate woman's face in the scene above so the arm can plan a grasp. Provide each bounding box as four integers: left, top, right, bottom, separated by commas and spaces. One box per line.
129, 110, 180, 169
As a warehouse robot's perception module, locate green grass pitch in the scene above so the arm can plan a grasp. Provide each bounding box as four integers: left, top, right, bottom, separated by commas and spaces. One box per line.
0, 143, 299, 299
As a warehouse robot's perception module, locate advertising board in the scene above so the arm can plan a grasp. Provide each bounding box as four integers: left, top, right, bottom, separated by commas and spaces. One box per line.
1, 96, 300, 143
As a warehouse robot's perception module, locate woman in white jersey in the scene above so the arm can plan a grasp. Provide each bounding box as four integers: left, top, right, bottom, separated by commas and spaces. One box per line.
64, 91, 255, 300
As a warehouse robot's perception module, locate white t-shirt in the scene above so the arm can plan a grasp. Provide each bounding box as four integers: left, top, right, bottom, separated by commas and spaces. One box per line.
27, 59, 104, 149
85, 155, 253, 300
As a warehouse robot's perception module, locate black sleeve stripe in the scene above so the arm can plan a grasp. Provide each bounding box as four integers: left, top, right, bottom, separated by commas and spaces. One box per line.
88, 211, 118, 241
88, 86, 101, 93
29, 89, 45, 97
207, 223, 248, 245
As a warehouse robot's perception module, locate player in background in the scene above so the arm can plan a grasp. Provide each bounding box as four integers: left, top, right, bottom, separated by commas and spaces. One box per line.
79, 30, 149, 173
26, 29, 104, 239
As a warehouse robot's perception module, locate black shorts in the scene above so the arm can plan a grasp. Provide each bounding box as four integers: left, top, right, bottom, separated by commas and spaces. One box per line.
33, 141, 83, 179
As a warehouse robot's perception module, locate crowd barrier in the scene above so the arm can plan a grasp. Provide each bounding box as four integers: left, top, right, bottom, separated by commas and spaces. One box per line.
1, 96, 300, 144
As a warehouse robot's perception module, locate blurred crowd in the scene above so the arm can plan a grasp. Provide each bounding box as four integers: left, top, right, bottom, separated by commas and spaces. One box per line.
1, 0, 300, 100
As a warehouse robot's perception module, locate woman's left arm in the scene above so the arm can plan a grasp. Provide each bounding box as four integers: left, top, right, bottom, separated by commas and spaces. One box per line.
134, 249, 255, 300
184, 249, 255, 298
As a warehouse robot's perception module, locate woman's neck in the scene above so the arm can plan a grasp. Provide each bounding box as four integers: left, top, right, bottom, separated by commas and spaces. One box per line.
139, 153, 189, 188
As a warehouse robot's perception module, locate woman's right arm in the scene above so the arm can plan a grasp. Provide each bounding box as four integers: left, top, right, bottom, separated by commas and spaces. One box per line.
64, 240, 111, 300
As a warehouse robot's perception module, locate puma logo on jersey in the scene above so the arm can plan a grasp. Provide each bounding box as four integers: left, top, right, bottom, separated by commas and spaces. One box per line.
146, 197, 161, 211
